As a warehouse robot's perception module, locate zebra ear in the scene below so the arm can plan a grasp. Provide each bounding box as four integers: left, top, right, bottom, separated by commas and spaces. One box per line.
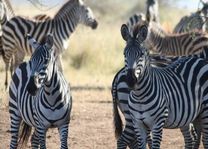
135, 24, 148, 43
121, 24, 130, 41
27, 34, 40, 49
45, 34, 54, 50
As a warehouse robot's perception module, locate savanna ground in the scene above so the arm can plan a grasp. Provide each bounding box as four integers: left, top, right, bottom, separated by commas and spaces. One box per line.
0, 0, 206, 148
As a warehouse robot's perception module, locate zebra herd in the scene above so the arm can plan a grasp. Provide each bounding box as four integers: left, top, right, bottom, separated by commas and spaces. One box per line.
2, 0, 208, 148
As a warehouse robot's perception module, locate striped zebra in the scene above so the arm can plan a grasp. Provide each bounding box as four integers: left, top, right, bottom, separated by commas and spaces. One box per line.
120, 23, 208, 148
136, 18, 208, 56
127, 13, 208, 57
112, 13, 208, 149
9, 34, 72, 148
127, 14, 208, 56
112, 56, 200, 149
2, 0, 98, 88
173, 0, 208, 33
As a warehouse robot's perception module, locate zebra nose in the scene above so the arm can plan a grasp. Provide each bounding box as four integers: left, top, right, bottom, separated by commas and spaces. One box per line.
126, 69, 137, 88
91, 20, 98, 29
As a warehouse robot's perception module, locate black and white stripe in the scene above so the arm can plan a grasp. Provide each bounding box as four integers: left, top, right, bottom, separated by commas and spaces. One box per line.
2, 0, 98, 88
126, 13, 208, 57
120, 23, 208, 148
112, 55, 201, 149
9, 34, 72, 148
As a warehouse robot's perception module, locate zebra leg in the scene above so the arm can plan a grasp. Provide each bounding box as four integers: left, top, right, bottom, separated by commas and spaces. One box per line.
13, 51, 25, 72
9, 114, 21, 149
200, 110, 208, 149
58, 123, 69, 149
31, 129, 39, 149
10, 56, 14, 76
193, 121, 202, 149
132, 121, 147, 149
146, 129, 152, 149
5, 61, 9, 89
36, 127, 47, 149
180, 125, 195, 149
202, 130, 208, 149
151, 126, 163, 149
117, 124, 136, 149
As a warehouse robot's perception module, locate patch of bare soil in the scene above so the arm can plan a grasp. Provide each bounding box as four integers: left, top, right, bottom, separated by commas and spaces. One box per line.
0, 89, 204, 149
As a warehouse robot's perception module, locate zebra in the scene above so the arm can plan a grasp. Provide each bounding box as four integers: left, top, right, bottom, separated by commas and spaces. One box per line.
9, 34, 72, 149
137, 18, 208, 56
120, 23, 208, 148
145, 0, 159, 23
112, 13, 208, 149
173, 0, 208, 33
112, 56, 200, 149
2, 0, 98, 88
126, 13, 208, 57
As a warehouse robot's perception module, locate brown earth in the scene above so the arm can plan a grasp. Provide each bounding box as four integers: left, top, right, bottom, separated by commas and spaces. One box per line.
0, 88, 204, 149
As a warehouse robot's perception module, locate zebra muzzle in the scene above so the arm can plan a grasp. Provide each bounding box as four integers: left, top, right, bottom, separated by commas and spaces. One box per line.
126, 69, 137, 89
91, 20, 98, 29
26, 76, 39, 96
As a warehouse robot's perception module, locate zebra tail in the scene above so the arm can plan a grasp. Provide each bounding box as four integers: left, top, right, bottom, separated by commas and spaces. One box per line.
18, 121, 32, 149
111, 78, 123, 139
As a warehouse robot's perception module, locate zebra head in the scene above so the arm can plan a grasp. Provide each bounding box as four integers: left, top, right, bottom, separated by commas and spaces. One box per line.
78, 0, 98, 29
201, 0, 208, 16
26, 34, 55, 96
121, 23, 149, 89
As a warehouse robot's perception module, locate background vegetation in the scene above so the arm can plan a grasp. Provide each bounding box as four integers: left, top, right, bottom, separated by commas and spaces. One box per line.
4, 0, 197, 88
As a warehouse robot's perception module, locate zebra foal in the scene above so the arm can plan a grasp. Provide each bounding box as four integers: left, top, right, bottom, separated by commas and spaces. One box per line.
120, 23, 208, 148
9, 34, 72, 149
139, 18, 208, 56
2, 0, 98, 88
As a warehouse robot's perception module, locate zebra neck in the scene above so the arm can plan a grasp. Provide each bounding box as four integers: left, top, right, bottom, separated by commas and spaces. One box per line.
54, 1, 79, 36
132, 66, 155, 98
42, 64, 66, 106
149, 27, 168, 54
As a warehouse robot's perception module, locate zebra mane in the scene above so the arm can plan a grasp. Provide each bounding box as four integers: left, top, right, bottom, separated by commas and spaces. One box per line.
169, 28, 207, 38
54, 0, 78, 19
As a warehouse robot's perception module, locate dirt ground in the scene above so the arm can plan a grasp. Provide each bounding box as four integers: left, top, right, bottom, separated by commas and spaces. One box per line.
0, 88, 204, 149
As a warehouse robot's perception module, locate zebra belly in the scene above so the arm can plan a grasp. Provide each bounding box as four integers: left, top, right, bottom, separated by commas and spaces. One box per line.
164, 102, 199, 128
